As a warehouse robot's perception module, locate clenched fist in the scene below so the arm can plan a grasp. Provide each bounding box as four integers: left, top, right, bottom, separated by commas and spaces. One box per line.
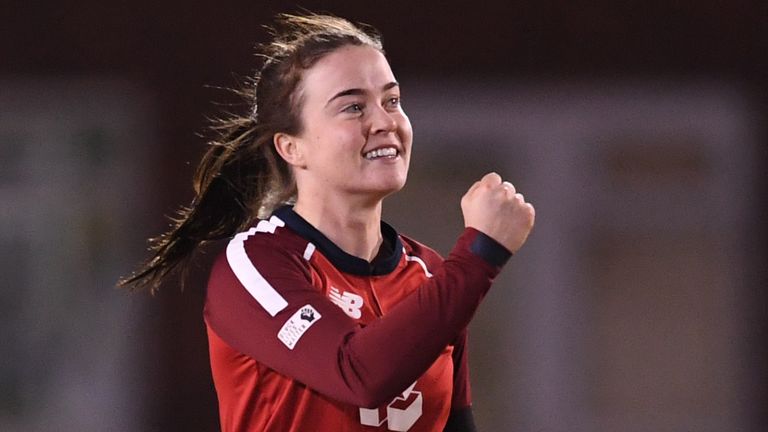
461, 172, 535, 254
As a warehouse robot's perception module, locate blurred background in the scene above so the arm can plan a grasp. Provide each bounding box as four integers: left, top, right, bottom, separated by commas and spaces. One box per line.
1, 1, 765, 431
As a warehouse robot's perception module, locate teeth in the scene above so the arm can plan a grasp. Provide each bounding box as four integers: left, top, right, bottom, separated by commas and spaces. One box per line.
364, 147, 398, 160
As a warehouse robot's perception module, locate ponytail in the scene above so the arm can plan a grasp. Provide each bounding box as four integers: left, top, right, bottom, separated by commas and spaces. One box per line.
119, 13, 382, 292
119, 106, 292, 292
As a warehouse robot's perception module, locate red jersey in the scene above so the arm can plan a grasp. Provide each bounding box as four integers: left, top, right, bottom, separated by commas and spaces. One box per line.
204, 206, 510, 432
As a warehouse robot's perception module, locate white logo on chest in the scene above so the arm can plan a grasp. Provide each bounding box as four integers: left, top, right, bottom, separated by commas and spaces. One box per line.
329, 287, 364, 319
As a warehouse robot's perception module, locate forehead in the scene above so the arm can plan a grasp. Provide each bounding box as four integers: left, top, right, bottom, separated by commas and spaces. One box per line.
300, 45, 396, 100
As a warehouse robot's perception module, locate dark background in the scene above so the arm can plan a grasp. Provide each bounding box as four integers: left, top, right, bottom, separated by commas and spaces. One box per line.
3, 1, 765, 430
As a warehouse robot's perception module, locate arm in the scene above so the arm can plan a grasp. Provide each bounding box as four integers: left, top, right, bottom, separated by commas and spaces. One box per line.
205, 227, 509, 408
207, 172, 534, 409
443, 330, 477, 432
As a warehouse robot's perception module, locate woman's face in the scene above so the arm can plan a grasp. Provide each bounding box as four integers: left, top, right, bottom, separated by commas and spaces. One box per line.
289, 44, 413, 202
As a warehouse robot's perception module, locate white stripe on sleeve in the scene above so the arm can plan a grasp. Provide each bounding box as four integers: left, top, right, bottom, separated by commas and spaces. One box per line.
226, 226, 289, 317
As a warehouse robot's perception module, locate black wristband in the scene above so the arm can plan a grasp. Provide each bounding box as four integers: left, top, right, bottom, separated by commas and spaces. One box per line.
469, 231, 512, 267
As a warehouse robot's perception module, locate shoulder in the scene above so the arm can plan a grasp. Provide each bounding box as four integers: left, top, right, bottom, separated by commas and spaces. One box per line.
207, 216, 316, 317
210, 215, 314, 286
230, 216, 311, 260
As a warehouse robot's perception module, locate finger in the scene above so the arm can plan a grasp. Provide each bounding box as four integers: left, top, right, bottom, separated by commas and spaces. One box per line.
525, 203, 536, 221
466, 179, 484, 196
481, 172, 502, 186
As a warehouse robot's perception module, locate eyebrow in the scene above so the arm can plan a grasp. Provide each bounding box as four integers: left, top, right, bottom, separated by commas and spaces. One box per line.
325, 81, 399, 106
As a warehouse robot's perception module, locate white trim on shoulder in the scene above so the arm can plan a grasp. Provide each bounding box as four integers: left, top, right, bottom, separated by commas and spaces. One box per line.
303, 242, 316, 261
269, 215, 285, 227
226, 224, 289, 317
404, 249, 434, 278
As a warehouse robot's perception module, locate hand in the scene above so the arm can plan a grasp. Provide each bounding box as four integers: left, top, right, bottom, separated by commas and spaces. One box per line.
461, 172, 535, 254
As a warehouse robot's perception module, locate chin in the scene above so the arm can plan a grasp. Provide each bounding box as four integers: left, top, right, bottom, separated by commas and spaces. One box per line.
384, 172, 408, 192
359, 178, 407, 201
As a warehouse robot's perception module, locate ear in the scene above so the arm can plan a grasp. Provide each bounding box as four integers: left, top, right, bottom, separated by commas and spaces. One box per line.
273, 133, 307, 168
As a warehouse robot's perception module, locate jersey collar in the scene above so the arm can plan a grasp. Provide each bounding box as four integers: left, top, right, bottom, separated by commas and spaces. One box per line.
273, 205, 404, 276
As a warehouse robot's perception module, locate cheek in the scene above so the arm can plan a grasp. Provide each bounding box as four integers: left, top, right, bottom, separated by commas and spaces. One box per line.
307, 125, 357, 154
336, 127, 367, 153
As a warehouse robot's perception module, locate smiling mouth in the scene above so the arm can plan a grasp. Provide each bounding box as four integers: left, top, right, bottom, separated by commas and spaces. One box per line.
363, 147, 399, 160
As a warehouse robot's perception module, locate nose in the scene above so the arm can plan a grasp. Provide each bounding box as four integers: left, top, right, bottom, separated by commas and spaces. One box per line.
370, 104, 397, 134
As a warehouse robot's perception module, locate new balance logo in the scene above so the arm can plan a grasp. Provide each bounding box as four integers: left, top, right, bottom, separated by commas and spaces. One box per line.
329, 287, 364, 319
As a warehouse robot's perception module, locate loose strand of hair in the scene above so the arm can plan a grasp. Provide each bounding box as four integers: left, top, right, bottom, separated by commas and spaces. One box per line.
118, 114, 265, 293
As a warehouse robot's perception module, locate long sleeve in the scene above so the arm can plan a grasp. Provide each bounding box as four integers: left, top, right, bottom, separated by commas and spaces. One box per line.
205, 226, 510, 409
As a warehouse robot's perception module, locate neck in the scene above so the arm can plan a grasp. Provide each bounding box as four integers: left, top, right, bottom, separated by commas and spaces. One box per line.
293, 193, 384, 262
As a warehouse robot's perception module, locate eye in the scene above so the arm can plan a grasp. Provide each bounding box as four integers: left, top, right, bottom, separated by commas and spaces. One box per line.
342, 103, 364, 114
385, 96, 401, 109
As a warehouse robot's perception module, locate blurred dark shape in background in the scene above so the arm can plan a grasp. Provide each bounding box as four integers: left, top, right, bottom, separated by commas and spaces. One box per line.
1, 1, 765, 431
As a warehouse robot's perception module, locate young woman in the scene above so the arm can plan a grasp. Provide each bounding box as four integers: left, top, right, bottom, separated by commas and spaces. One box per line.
122, 14, 535, 432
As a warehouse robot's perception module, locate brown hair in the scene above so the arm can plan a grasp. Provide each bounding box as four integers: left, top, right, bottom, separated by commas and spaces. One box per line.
120, 13, 383, 292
